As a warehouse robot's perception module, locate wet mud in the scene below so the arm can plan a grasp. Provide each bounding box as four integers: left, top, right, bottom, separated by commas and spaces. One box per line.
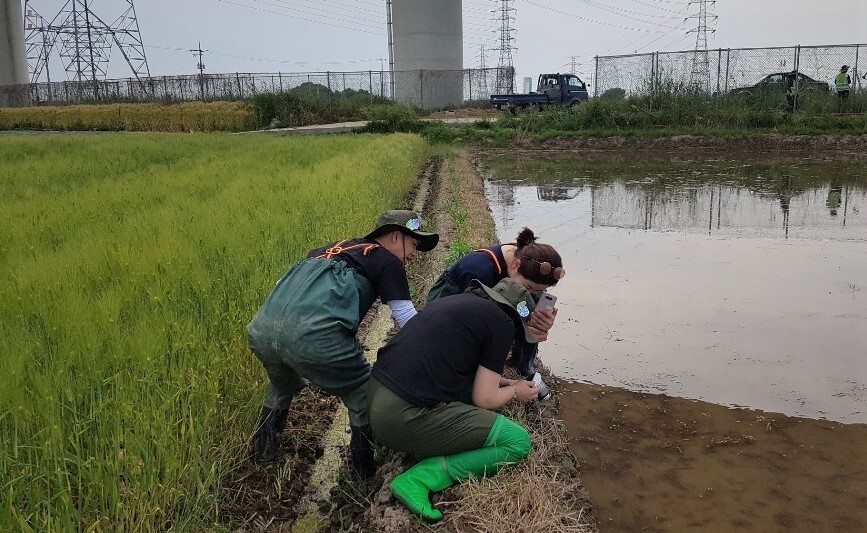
559, 382, 867, 532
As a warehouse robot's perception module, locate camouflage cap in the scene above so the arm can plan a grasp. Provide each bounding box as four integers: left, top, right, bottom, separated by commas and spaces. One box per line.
469, 278, 539, 343
365, 209, 439, 252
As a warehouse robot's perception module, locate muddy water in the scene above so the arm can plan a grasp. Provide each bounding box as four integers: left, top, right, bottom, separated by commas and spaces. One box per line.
482, 155, 867, 531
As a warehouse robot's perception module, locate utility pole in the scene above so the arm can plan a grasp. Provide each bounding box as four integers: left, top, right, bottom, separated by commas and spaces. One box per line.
687, 0, 717, 92
493, 0, 516, 94
190, 41, 207, 100
478, 44, 486, 100
190, 41, 206, 76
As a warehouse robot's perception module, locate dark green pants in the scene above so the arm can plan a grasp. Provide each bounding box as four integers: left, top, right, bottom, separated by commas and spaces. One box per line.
368, 377, 498, 458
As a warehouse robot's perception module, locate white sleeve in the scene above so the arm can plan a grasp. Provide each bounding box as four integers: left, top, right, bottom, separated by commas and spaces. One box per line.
387, 299, 417, 328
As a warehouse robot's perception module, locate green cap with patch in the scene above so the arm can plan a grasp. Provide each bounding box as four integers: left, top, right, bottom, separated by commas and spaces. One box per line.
365, 209, 439, 252
469, 278, 538, 343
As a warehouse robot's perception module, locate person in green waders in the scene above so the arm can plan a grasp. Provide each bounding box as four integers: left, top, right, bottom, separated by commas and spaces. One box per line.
368, 278, 544, 522
246, 210, 439, 476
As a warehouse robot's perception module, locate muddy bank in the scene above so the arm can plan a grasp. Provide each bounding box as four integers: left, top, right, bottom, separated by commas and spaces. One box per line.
559, 382, 867, 533
493, 133, 867, 163
345, 151, 597, 532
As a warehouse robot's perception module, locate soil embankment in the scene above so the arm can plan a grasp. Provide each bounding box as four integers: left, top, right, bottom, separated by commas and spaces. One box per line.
351, 151, 597, 532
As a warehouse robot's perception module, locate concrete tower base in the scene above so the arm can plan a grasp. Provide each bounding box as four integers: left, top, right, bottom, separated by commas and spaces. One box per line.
1, 0, 29, 106
391, 0, 463, 109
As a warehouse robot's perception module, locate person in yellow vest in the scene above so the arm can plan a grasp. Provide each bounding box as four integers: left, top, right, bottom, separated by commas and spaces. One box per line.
835, 65, 851, 102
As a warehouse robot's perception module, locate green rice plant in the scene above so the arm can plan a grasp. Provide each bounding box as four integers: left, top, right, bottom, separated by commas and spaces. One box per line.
0, 132, 426, 530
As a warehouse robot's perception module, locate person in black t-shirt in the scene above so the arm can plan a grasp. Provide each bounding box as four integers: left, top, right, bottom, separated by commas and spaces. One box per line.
369, 278, 542, 522
246, 210, 438, 475
426, 227, 564, 377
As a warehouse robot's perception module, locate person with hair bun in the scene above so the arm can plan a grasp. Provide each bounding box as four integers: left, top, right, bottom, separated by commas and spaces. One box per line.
427, 227, 564, 377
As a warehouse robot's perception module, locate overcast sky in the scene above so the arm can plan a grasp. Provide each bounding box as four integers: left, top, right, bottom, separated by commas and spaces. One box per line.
24, 0, 867, 83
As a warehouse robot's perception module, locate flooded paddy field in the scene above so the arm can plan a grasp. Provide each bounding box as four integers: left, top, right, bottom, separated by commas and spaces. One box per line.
481, 150, 866, 531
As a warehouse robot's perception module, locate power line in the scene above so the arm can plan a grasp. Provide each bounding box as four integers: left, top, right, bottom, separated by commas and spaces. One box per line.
522, 0, 677, 33
611, 2, 692, 54
214, 0, 382, 35
575, 0, 683, 22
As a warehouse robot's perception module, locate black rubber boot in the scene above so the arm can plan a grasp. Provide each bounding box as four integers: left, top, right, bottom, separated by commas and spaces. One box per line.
349, 424, 377, 479
252, 406, 289, 464
516, 340, 538, 379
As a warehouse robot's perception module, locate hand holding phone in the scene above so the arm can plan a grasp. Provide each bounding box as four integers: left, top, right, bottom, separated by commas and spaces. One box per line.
536, 292, 557, 313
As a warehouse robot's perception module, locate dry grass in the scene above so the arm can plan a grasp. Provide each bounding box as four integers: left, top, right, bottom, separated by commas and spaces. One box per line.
0, 101, 254, 132
438, 377, 596, 533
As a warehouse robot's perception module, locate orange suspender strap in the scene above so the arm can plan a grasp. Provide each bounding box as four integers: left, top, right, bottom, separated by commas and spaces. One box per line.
473, 248, 504, 276
315, 239, 380, 259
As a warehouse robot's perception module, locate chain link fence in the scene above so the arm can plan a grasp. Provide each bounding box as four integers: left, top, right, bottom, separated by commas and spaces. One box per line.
595, 43, 865, 97
0, 67, 508, 109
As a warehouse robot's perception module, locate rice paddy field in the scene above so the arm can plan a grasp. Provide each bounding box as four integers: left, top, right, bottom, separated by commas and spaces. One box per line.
0, 132, 426, 530
0, 102, 254, 132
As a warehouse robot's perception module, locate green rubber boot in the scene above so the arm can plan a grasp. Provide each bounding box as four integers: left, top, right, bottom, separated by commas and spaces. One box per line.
390, 456, 452, 522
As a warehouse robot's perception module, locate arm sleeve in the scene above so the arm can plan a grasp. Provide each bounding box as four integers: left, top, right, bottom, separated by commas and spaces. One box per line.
387, 299, 417, 328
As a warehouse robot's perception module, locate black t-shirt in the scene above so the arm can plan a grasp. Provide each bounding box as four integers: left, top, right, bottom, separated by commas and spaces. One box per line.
307, 238, 411, 303
372, 292, 517, 407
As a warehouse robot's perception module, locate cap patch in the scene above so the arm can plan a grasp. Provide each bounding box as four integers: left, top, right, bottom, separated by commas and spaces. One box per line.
516, 300, 530, 318
405, 218, 421, 231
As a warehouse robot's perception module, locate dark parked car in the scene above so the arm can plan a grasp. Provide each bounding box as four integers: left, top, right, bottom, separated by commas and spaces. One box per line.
730, 72, 831, 95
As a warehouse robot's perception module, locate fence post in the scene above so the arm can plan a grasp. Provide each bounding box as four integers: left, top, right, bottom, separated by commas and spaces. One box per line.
236, 73, 243, 98
163, 76, 168, 101
278, 72, 283, 93
326, 71, 332, 100
794, 45, 800, 74
855, 44, 861, 91
594, 56, 599, 97
468, 69, 473, 101
419, 69, 424, 109
716, 48, 722, 95
724, 49, 731, 92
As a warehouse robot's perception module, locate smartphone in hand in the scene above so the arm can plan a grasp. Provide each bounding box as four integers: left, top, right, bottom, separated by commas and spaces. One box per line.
536, 293, 557, 313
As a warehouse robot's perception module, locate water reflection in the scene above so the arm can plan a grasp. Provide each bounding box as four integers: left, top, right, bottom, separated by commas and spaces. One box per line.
537, 185, 580, 202
484, 155, 867, 533
482, 158, 867, 423
485, 162, 864, 240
